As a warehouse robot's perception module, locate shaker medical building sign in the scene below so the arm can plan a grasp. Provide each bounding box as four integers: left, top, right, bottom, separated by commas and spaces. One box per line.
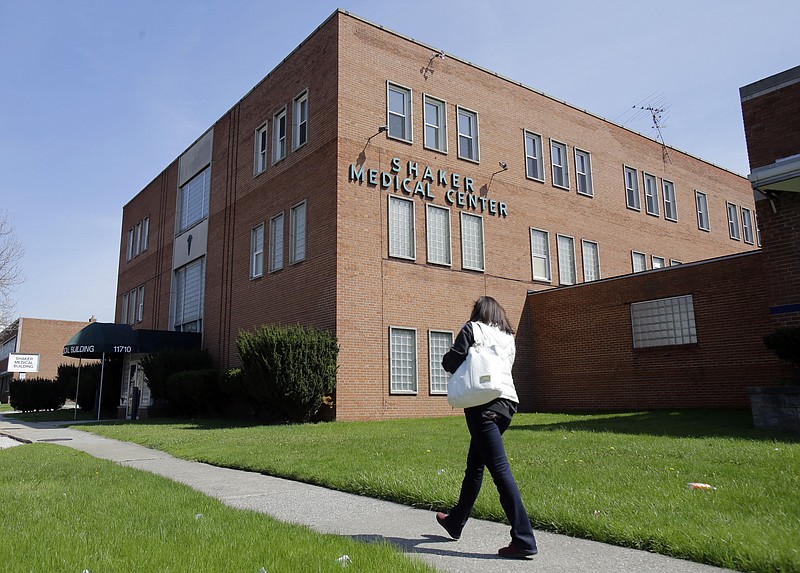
8, 353, 40, 373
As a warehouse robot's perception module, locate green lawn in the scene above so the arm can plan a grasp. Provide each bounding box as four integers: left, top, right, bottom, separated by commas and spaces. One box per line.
0, 444, 435, 572
76, 410, 800, 573
0, 402, 13, 413
3, 407, 97, 422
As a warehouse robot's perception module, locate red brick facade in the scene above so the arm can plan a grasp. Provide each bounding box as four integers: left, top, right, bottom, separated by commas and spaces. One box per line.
116, 11, 758, 420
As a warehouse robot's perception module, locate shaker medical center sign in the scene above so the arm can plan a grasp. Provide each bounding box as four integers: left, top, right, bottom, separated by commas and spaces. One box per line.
8, 353, 40, 372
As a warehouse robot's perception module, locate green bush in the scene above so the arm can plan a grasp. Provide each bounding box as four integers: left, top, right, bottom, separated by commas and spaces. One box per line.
140, 348, 214, 401
9, 378, 66, 412
236, 324, 338, 423
56, 363, 103, 410
764, 327, 800, 380
165, 369, 221, 417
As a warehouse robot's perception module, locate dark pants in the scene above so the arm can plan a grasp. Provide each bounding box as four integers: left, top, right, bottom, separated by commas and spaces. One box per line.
447, 407, 537, 551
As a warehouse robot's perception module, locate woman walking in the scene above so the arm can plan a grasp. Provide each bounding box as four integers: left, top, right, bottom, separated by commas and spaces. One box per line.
436, 296, 538, 558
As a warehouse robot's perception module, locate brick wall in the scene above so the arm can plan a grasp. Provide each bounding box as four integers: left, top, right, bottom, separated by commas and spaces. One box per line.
16, 318, 94, 380
526, 252, 784, 411
741, 75, 800, 170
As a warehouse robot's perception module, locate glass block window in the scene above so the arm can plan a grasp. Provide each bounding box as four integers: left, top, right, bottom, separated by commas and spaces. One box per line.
582, 240, 600, 282
269, 212, 284, 272
251, 223, 264, 278
530, 228, 551, 282
460, 212, 484, 271
389, 196, 415, 260
575, 149, 593, 196
289, 201, 306, 264
524, 131, 544, 181
644, 173, 659, 216
457, 107, 479, 162
662, 180, 677, 221
426, 205, 451, 265
631, 294, 697, 348
429, 330, 452, 395
557, 234, 576, 285
651, 256, 666, 269
178, 167, 210, 232
390, 327, 417, 394
632, 251, 647, 273
424, 95, 447, 152
727, 202, 741, 240
624, 166, 640, 210
388, 83, 412, 141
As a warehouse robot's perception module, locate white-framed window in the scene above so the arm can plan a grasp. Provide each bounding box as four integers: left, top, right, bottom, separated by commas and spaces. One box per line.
631, 294, 697, 348
756, 214, 761, 246
388, 196, 415, 260
254, 122, 268, 175
134, 222, 142, 256
696, 191, 710, 231
423, 95, 447, 153
251, 223, 264, 278
128, 289, 136, 325
142, 216, 150, 252
173, 257, 205, 333
651, 256, 666, 269
269, 212, 284, 272
293, 90, 308, 150
289, 201, 306, 264
662, 180, 677, 221
550, 140, 569, 189
272, 108, 287, 164
632, 251, 647, 273
426, 204, 451, 266
121, 292, 129, 324
126, 228, 134, 261
556, 234, 576, 285
741, 207, 754, 244
624, 166, 640, 211
387, 82, 412, 142
524, 131, 544, 182
390, 326, 417, 394
137, 285, 145, 323
429, 330, 453, 395
581, 240, 600, 282
178, 166, 210, 233
575, 149, 593, 196
460, 212, 485, 271
670, 259, 683, 266
457, 107, 479, 162
644, 173, 659, 216
530, 228, 551, 282
726, 202, 740, 240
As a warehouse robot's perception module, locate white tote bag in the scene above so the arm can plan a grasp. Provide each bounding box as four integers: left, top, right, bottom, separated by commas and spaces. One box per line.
447, 325, 504, 408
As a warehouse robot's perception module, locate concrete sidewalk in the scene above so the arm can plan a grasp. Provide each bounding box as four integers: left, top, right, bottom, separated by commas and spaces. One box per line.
0, 416, 738, 573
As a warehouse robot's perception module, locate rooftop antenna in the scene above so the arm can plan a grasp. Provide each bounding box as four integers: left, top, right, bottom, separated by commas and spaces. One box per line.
421, 50, 445, 80
636, 104, 672, 168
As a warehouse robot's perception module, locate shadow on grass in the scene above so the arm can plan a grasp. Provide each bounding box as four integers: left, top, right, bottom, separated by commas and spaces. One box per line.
508, 409, 800, 443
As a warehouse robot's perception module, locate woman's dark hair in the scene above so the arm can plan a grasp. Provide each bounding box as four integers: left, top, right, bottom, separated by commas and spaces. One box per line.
469, 296, 514, 335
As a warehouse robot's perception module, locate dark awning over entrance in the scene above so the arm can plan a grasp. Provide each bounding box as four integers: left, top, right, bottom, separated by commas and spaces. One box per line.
62, 322, 138, 358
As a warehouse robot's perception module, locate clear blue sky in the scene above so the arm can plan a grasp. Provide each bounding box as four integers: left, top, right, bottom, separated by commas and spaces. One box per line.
1, 0, 797, 323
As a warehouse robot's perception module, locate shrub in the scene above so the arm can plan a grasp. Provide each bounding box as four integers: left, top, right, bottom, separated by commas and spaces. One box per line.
56, 363, 103, 410
9, 378, 66, 412
236, 324, 338, 423
165, 369, 221, 417
764, 327, 800, 381
140, 348, 214, 401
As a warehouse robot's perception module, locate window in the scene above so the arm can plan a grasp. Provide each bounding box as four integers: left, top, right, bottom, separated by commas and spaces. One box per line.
727, 202, 740, 240
457, 107, 479, 162
173, 258, 205, 333
387, 83, 412, 141
269, 212, 284, 272
251, 223, 264, 278
388, 196, 415, 260
756, 214, 761, 246
575, 149, 593, 196
127, 289, 137, 325
293, 91, 308, 149
126, 228, 134, 261
530, 228, 551, 282
121, 292, 129, 324
557, 234, 576, 285
429, 330, 453, 395
289, 201, 306, 264
141, 217, 150, 251
426, 205, 451, 266
134, 222, 142, 256
390, 327, 417, 394
272, 108, 287, 163
423, 95, 447, 153
624, 166, 640, 210
632, 251, 647, 273
741, 207, 754, 244
524, 131, 544, 182
670, 259, 683, 266
137, 285, 145, 323
631, 294, 697, 348
550, 140, 569, 189
652, 256, 666, 269
662, 180, 677, 221
178, 167, 210, 232
695, 191, 710, 231
644, 173, 659, 216
582, 240, 600, 282
254, 122, 268, 175
460, 213, 484, 271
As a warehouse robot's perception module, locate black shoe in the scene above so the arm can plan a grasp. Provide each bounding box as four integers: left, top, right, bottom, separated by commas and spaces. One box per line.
436, 512, 461, 540
498, 541, 538, 558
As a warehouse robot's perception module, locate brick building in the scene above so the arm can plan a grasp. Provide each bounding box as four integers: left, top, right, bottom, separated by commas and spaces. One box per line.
0, 317, 93, 402
116, 10, 757, 420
